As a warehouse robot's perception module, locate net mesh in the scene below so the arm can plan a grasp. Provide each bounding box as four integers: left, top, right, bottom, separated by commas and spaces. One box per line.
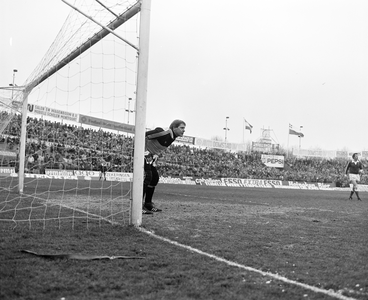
0, 0, 141, 229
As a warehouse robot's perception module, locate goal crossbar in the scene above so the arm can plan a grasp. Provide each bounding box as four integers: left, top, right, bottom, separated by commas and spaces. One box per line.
25, 1, 141, 93
62, 0, 139, 52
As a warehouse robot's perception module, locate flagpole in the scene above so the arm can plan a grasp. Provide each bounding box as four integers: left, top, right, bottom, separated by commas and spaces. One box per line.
242, 118, 245, 144
287, 124, 290, 158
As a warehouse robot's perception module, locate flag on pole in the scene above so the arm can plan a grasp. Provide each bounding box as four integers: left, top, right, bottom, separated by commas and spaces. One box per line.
289, 124, 304, 137
244, 118, 253, 133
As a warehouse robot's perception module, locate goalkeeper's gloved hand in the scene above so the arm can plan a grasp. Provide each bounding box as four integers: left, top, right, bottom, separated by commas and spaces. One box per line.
152, 154, 159, 166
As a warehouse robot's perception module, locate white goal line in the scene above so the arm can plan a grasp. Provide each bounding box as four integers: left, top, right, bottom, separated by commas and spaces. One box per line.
138, 227, 357, 300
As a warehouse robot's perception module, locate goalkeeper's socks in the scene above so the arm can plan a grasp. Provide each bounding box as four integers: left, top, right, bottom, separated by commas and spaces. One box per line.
144, 186, 155, 204
142, 184, 148, 199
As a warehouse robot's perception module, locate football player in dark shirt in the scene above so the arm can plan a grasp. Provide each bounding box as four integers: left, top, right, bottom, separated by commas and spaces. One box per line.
143, 119, 186, 214
99, 160, 108, 181
345, 153, 363, 200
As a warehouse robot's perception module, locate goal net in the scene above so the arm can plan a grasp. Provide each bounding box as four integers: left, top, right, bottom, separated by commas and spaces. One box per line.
0, 0, 146, 229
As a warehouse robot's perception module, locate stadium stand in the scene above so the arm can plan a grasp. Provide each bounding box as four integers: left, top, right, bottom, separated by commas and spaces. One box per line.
0, 113, 366, 186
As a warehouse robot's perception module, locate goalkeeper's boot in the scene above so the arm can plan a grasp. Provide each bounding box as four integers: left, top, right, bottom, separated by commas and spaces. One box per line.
142, 207, 153, 215
144, 202, 162, 212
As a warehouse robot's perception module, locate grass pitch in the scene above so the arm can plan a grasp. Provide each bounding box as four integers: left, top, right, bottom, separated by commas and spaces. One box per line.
1, 181, 367, 300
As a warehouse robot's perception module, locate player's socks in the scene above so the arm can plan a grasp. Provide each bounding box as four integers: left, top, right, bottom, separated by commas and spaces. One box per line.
144, 186, 155, 206
355, 191, 361, 200
144, 187, 162, 212
349, 191, 354, 200
141, 185, 155, 214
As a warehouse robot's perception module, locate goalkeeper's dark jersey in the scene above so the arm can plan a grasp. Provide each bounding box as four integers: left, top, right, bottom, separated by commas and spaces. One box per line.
145, 127, 176, 156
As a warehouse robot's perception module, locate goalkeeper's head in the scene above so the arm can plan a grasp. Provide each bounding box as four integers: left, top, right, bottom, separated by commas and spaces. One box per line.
170, 119, 186, 137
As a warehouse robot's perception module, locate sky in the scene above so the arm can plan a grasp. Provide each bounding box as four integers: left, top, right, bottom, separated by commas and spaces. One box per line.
1, 0, 368, 152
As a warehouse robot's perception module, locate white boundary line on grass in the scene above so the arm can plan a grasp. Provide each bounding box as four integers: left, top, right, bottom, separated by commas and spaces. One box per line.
25, 200, 356, 300
138, 227, 357, 300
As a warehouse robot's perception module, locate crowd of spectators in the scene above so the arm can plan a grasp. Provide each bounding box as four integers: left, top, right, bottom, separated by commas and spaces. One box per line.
1, 114, 134, 174
159, 145, 367, 185
0, 114, 367, 186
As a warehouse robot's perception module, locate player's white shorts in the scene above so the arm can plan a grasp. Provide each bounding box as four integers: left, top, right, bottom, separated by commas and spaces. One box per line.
349, 174, 360, 182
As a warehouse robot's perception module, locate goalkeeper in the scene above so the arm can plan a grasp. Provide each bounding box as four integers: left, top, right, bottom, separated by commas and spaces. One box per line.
143, 119, 186, 214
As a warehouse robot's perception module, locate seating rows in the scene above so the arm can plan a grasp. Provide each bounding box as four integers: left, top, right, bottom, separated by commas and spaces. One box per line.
0, 114, 366, 185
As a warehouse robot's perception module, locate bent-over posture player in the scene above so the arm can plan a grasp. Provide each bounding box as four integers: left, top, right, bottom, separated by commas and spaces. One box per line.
143, 119, 186, 214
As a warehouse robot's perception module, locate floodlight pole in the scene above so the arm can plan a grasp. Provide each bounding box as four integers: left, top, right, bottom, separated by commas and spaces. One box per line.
223, 116, 229, 143
10, 69, 18, 100
131, 0, 152, 226
125, 98, 134, 124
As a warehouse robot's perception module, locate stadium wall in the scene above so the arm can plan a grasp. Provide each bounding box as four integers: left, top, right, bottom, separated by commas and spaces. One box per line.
2, 169, 366, 192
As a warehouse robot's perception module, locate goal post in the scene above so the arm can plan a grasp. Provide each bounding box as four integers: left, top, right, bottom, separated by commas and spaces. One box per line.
0, 0, 151, 228
131, 0, 151, 227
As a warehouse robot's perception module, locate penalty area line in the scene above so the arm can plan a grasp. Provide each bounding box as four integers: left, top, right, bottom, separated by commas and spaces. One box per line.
138, 227, 356, 300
